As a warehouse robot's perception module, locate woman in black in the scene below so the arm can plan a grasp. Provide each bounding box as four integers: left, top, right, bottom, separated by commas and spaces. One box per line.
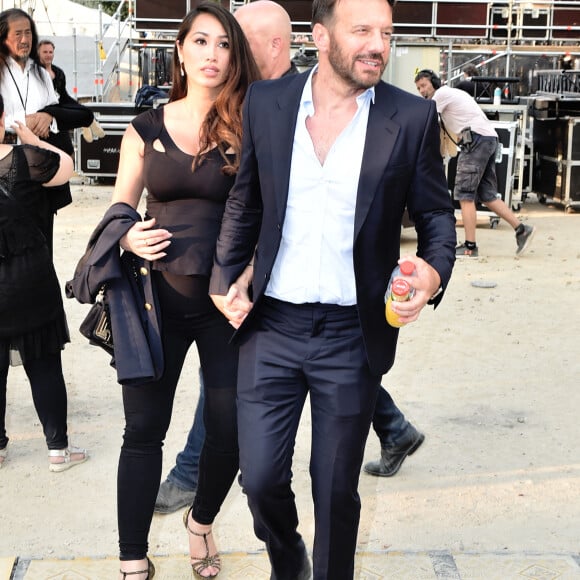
110, 4, 259, 579
0, 94, 87, 472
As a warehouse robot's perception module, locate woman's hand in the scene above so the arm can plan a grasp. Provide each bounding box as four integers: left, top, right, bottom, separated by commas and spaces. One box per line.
11, 120, 42, 146
119, 217, 172, 261
24, 112, 53, 138
210, 263, 254, 329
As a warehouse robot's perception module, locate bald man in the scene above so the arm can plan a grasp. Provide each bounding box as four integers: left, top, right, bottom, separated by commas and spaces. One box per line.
234, 0, 298, 79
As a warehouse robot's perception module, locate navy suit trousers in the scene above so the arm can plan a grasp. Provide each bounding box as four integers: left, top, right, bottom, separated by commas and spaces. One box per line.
237, 297, 381, 580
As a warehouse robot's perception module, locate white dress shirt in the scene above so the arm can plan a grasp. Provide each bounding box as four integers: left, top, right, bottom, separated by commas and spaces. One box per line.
266, 68, 374, 306
1, 57, 59, 134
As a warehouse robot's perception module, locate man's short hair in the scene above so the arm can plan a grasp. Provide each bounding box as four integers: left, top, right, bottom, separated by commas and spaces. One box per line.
462, 64, 478, 77
312, 0, 396, 27
39, 39, 55, 49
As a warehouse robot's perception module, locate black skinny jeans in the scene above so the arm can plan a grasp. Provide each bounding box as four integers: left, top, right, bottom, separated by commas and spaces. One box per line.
0, 345, 68, 450
118, 272, 239, 561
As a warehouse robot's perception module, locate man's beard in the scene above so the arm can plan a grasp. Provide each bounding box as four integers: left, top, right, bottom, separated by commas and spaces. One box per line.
14, 48, 30, 64
328, 36, 387, 90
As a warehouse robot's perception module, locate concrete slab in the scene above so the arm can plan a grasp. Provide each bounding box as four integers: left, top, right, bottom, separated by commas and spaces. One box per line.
454, 553, 580, 580
13, 551, 580, 579
20, 554, 272, 580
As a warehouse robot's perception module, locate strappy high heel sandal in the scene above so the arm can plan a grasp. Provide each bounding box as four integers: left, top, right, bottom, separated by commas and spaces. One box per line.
120, 557, 155, 579
183, 506, 221, 578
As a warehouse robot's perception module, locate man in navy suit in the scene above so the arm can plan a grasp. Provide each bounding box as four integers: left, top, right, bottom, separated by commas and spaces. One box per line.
210, 0, 456, 577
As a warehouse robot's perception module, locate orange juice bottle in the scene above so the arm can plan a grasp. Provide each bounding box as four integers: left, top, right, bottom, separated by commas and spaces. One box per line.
385, 261, 416, 328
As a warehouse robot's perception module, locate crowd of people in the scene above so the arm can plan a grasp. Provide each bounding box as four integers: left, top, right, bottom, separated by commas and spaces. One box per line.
0, 1, 535, 579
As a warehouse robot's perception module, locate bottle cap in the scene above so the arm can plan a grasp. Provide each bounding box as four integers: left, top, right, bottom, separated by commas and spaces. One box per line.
399, 261, 415, 276
392, 278, 410, 297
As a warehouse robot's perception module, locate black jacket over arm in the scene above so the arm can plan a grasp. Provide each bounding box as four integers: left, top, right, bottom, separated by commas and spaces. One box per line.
66, 203, 163, 385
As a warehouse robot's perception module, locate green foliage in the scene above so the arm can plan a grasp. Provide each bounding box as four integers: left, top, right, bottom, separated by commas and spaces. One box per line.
71, 0, 129, 20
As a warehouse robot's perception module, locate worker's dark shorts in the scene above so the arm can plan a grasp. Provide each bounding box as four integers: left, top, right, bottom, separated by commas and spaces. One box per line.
454, 134, 499, 203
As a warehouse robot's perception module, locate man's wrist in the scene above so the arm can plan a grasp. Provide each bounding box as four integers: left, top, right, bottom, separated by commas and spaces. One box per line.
428, 285, 443, 304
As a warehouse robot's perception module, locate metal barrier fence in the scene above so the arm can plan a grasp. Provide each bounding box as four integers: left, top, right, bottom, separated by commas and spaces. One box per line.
392, 0, 580, 42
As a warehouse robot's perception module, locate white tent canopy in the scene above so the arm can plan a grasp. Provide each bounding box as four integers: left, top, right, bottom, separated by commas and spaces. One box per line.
1, 0, 132, 99
2, 0, 114, 37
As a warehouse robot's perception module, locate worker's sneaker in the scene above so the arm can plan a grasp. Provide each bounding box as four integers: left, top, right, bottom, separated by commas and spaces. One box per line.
515, 224, 535, 255
456, 242, 478, 257
154, 479, 196, 514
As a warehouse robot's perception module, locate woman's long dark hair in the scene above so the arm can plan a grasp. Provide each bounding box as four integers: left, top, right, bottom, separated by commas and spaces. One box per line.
170, 2, 260, 175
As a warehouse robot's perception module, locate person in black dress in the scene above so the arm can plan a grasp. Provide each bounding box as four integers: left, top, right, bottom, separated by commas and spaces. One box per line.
109, 3, 259, 579
0, 94, 88, 472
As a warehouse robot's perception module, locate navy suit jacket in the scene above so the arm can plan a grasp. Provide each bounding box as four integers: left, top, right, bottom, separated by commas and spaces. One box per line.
210, 72, 456, 375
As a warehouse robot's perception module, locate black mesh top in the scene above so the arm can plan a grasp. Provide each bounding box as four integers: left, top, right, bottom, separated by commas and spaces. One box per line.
132, 107, 236, 277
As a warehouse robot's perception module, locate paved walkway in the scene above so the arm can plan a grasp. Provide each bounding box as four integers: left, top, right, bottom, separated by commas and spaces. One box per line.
3, 550, 580, 579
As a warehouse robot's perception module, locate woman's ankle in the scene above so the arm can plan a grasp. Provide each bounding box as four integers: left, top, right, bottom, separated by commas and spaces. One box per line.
189, 516, 212, 534
119, 557, 149, 579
